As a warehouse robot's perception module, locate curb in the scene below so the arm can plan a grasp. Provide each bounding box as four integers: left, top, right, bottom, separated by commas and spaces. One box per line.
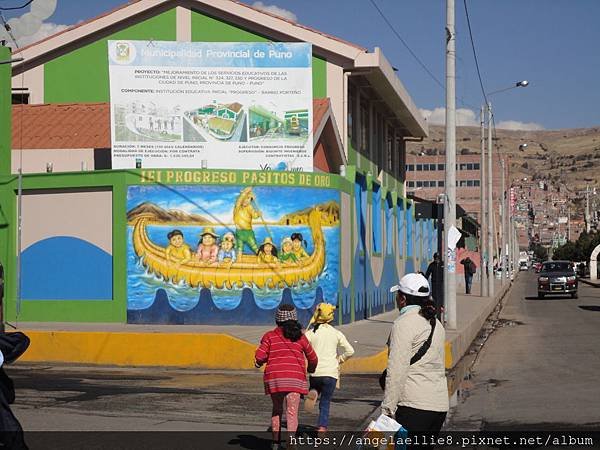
579, 278, 600, 288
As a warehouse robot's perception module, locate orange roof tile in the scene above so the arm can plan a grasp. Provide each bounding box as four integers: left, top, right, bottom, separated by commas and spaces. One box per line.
12, 103, 111, 149
312, 98, 330, 134
12, 99, 331, 149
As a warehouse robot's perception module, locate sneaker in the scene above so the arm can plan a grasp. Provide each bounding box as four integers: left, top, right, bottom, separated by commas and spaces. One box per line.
304, 389, 318, 411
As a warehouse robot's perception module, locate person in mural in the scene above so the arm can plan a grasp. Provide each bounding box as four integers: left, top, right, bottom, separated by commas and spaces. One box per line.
460, 256, 477, 294
254, 304, 318, 450
279, 237, 299, 265
217, 232, 237, 266
290, 233, 309, 260
258, 237, 279, 264
165, 230, 192, 268
233, 187, 262, 257
304, 302, 354, 433
195, 227, 219, 264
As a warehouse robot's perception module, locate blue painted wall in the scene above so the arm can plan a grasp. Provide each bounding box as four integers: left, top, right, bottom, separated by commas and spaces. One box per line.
22, 237, 112, 300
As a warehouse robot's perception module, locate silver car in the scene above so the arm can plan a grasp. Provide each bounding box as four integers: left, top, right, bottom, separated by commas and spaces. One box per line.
537, 260, 578, 299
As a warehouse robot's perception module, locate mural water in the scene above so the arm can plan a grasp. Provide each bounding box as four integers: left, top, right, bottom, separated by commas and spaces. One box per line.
126, 185, 340, 325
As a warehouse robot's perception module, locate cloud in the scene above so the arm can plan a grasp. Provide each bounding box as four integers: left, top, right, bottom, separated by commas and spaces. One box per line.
13, 22, 70, 48
251, 1, 297, 22
495, 120, 544, 131
420, 107, 479, 127
420, 107, 544, 130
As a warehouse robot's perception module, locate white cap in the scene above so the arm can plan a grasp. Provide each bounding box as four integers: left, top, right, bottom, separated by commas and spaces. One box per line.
390, 273, 430, 297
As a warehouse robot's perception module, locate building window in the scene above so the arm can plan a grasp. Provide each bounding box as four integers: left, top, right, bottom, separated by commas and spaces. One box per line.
360, 101, 369, 152
348, 85, 355, 144
407, 164, 414, 171
467, 180, 474, 187
474, 180, 481, 187
474, 163, 480, 170
416, 181, 423, 188
386, 127, 393, 173
12, 92, 30, 104
416, 164, 423, 171
459, 180, 468, 187
459, 163, 468, 170
429, 164, 436, 171
407, 181, 415, 188
437, 163, 444, 171
467, 163, 474, 170
423, 164, 429, 171
438, 180, 445, 187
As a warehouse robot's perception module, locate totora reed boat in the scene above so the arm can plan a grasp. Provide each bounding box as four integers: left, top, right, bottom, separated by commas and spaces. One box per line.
132, 209, 326, 289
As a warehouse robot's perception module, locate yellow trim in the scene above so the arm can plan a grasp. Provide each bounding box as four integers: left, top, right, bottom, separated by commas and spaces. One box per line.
20, 331, 256, 369
445, 341, 453, 369
19, 330, 455, 372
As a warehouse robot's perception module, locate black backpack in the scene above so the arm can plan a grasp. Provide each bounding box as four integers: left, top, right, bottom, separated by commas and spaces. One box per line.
379, 319, 436, 390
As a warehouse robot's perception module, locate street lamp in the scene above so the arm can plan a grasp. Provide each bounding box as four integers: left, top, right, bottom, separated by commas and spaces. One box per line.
482, 80, 529, 295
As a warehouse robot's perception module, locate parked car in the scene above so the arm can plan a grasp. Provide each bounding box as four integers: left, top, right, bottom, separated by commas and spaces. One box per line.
537, 260, 578, 299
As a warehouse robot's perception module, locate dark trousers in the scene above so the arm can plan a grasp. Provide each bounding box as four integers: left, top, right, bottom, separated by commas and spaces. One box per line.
464, 273, 473, 294
309, 376, 337, 428
394, 406, 447, 450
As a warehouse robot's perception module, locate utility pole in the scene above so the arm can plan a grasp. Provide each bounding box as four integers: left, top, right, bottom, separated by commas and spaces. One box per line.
444, 0, 457, 329
585, 184, 591, 233
480, 106, 488, 297
487, 102, 495, 297
501, 159, 506, 286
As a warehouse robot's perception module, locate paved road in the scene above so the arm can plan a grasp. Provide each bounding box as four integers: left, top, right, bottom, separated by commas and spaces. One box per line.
447, 271, 600, 430
8, 365, 381, 434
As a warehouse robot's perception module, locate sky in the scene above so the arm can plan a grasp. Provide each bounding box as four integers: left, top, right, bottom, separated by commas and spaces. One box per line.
3, 0, 599, 130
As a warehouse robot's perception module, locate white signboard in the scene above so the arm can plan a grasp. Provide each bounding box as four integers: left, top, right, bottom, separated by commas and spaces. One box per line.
108, 41, 313, 171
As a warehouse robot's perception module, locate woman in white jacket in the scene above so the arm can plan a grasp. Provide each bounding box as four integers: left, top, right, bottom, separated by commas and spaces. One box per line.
304, 302, 354, 432
381, 273, 449, 448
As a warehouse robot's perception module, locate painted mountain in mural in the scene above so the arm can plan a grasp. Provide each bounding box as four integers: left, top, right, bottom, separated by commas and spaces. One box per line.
278, 200, 340, 226
127, 202, 212, 224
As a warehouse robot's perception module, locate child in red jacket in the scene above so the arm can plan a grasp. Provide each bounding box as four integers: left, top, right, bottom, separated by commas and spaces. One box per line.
255, 304, 318, 449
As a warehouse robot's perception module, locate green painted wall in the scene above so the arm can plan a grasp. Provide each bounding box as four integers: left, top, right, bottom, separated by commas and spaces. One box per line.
191, 11, 327, 99
44, 11, 176, 103
0, 46, 10, 176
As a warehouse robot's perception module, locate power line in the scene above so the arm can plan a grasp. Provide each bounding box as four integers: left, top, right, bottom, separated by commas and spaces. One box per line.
0, 11, 20, 49
367, 0, 445, 91
463, 0, 488, 106
0, 0, 33, 11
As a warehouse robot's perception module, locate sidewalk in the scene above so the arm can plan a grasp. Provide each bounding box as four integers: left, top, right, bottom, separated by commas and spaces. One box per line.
15, 279, 509, 373
579, 277, 600, 288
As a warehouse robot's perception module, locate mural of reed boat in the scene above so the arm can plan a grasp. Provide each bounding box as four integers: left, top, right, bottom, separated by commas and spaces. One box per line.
131, 209, 325, 289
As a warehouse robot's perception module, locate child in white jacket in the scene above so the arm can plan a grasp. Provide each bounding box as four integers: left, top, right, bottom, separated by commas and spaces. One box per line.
304, 302, 354, 432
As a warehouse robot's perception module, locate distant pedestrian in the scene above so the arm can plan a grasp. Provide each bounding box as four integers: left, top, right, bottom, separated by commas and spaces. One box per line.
460, 256, 477, 294
255, 304, 318, 450
304, 302, 355, 433
425, 253, 443, 316
381, 273, 448, 450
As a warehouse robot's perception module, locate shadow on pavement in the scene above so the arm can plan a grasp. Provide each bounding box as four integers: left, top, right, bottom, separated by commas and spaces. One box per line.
578, 305, 600, 312
524, 296, 572, 301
